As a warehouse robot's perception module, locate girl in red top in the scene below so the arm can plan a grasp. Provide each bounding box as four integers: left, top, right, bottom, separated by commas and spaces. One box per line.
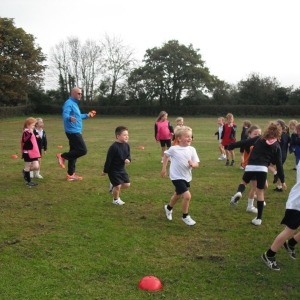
154, 111, 174, 163
221, 113, 237, 166
21, 117, 41, 186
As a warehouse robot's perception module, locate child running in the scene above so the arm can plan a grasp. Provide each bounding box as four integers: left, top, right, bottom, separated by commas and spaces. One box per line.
154, 111, 174, 163
101, 126, 131, 205
228, 125, 261, 213
21, 117, 41, 187
214, 117, 226, 160
221, 113, 237, 166
262, 163, 300, 271
228, 122, 287, 226
33, 117, 47, 179
289, 120, 298, 170
161, 126, 200, 226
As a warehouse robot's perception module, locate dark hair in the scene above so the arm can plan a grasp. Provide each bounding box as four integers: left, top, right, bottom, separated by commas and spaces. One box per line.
115, 126, 128, 137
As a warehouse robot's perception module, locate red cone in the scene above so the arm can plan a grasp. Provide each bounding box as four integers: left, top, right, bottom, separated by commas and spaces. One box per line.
138, 276, 162, 291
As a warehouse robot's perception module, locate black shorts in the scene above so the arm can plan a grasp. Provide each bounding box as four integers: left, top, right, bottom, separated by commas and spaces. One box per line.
23, 153, 38, 163
160, 140, 171, 148
108, 171, 130, 187
172, 179, 190, 195
242, 171, 267, 189
240, 146, 245, 153
281, 209, 300, 230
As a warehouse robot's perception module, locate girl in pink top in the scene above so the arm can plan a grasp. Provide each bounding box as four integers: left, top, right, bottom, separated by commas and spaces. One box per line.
154, 111, 174, 163
21, 117, 41, 186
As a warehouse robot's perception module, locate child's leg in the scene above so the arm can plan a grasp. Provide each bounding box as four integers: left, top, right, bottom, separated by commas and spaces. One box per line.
112, 183, 130, 200
230, 150, 235, 161
240, 151, 244, 165
246, 181, 257, 211
181, 190, 191, 214
161, 146, 166, 158
270, 226, 296, 253
168, 192, 181, 208
256, 188, 265, 220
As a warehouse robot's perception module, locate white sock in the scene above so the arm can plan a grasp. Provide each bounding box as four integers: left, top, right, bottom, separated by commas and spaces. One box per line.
273, 171, 277, 175
247, 198, 254, 208
36, 170, 40, 176
277, 185, 282, 189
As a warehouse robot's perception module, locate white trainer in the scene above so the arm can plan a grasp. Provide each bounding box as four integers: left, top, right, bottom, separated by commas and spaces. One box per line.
246, 206, 258, 213
252, 217, 262, 226
164, 205, 172, 220
112, 198, 125, 205
230, 192, 242, 207
35, 174, 43, 179
218, 155, 226, 160
182, 215, 196, 226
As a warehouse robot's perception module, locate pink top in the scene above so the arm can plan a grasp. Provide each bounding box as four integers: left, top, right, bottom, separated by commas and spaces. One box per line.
21, 129, 41, 159
155, 120, 172, 140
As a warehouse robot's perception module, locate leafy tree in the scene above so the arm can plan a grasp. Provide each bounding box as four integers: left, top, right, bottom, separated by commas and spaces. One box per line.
236, 73, 284, 105
128, 40, 217, 106
289, 87, 300, 105
0, 17, 46, 106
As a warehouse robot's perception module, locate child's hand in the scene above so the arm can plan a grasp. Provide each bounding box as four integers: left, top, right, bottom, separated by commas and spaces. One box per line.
125, 159, 130, 164
70, 116, 76, 123
44, 151, 47, 154
188, 160, 194, 167
101, 172, 107, 176
161, 169, 167, 177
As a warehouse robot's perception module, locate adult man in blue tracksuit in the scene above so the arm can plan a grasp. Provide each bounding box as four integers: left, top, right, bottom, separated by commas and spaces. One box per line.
56, 87, 96, 181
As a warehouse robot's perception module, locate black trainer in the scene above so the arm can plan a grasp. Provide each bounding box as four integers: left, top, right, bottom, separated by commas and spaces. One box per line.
282, 241, 296, 259
273, 174, 279, 184
273, 187, 283, 192
225, 161, 230, 166
26, 181, 38, 187
261, 253, 280, 271
230, 161, 235, 166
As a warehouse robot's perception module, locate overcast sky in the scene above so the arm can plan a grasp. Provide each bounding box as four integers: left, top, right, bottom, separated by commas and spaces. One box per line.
2, 0, 300, 89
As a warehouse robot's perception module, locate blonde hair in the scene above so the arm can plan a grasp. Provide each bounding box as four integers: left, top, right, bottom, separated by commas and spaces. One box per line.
35, 117, 43, 125
23, 117, 37, 129
247, 125, 261, 135
175, 126, 192, 138
218, 117, 224, 123
156, 111, 168, 122
289, 119, 298, 128
226, 113, 234, 120
176, 117, 183, 123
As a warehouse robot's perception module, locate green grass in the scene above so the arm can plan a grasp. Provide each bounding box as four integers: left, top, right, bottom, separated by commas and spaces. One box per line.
0, 116, 299, 299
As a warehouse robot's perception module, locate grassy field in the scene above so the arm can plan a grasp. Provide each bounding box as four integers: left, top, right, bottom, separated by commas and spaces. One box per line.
0, 115, 299, 300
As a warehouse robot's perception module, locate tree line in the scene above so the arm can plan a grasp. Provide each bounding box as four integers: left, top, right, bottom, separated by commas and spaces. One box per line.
1, 17, 299, 108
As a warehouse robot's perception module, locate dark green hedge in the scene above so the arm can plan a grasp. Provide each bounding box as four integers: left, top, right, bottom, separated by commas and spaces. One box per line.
1, 104, 300, 118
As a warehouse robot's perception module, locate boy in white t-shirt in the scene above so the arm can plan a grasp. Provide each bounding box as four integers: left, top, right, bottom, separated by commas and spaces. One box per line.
161, 126, 200, 226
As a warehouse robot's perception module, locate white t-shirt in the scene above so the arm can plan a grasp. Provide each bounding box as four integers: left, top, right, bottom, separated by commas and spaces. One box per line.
286, 162, 300, 211
164, 145, 200, 182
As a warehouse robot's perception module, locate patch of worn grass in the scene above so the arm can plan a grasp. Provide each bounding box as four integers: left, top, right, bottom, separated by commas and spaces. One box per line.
0, 116, 299, 299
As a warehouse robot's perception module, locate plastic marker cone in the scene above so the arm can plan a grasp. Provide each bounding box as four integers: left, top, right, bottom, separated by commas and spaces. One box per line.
57, 145, 63, 148
138, 276, 162, 291
139, 145, 145, 150
11, 154, 18, 159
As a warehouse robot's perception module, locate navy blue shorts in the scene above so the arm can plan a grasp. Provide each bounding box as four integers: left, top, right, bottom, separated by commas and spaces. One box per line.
281, 209, 300, 230
172, 179, 190, 195
160, 140, 171, 147
242, 171, 267, 189
108, 171, 130, 187
23, 153, 38, 163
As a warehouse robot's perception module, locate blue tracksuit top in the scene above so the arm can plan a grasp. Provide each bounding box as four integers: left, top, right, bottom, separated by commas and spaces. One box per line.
62, 97, 88, 134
